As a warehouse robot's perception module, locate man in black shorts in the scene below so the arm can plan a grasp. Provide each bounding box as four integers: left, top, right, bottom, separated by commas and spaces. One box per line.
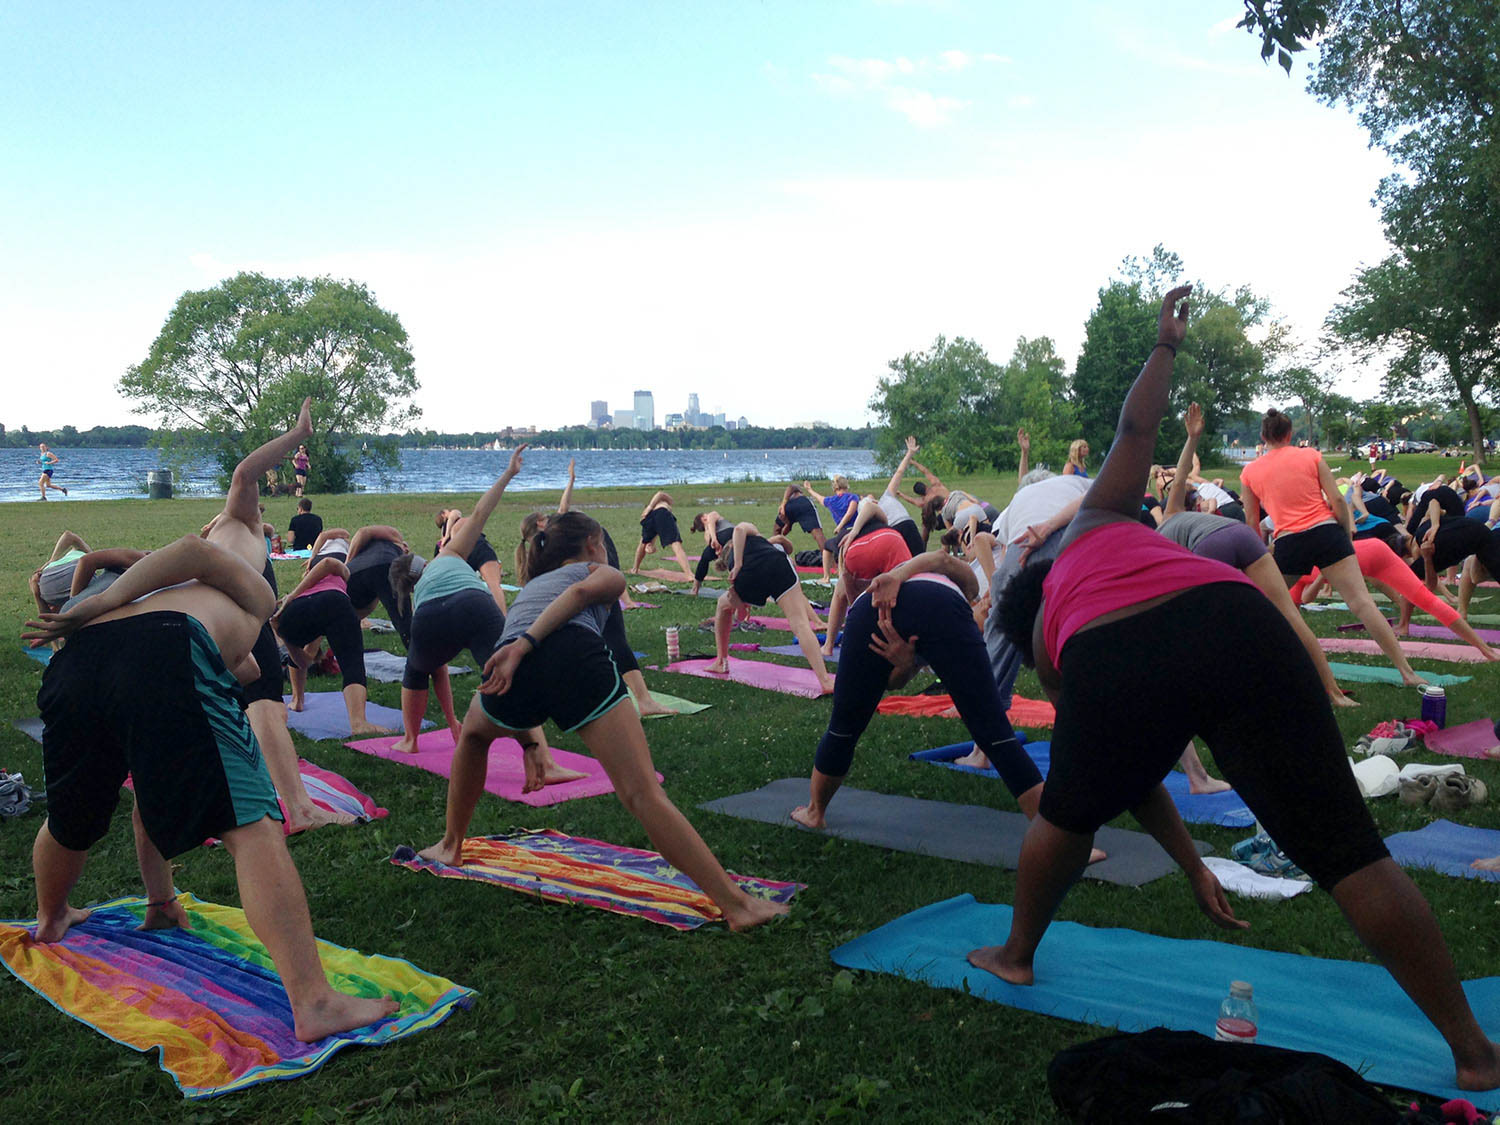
287, 498, 322, 551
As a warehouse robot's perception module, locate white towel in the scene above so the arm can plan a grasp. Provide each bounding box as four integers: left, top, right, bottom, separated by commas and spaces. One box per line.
1203, 856, 1313, 900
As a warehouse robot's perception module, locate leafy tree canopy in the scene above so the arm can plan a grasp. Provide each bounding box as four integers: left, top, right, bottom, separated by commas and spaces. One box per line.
120, 272, 420, 491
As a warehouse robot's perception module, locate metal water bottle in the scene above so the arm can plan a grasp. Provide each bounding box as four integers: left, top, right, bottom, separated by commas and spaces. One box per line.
1420, 685, 1447, 729
1215, 981, 1259, 1045
666, 626, 680, 662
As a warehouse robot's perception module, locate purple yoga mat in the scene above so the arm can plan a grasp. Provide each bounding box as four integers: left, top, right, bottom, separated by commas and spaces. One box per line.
1408, 623, 1500, 645
665, 656, 830, 698
1317, 637, 1489, 664
346, 728, 661, 806
1424, 719, 1500, 760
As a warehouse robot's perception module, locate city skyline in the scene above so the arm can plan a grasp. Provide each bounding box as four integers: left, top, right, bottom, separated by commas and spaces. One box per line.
589, 390, 748, 432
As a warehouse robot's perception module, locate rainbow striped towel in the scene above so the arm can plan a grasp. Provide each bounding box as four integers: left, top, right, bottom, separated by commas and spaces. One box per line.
392, 829, 803, 930
0, 893, 474, 1099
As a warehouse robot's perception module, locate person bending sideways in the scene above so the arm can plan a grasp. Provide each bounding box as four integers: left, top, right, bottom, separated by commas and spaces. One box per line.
22, 401, 398, 1041
775, 485, 831, 579
632, 487, 698, 581
417, 512, 787, 932
972, 288, 1500, 1093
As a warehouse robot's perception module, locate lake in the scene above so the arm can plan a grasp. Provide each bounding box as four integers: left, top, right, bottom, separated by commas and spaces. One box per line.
0, 446, 881, 504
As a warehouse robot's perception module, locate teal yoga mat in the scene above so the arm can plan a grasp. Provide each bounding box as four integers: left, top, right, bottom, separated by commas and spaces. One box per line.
831, 893, 1500, 1108
1325, 661, 1470, 686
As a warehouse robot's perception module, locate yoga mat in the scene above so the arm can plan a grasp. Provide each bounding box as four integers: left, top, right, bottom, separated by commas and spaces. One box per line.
346, 728, 659, 807
665, 657, 829, 698
11, 717, 43, 743
362, 618, 395, 634
269, 548, 312, 560
744, 614, 828, 631
1318, 637, 1490, 664
0, 892, 473, 1100
1407, 623, 1500, 645
390, 829, 802, 930
633, 692, 712, 717
282, 693, 421, 741
1324, 662, 1471, 687
1386, 820, 1500, 883
909, 742, 1255, 829
700, 779, 1209, 887
1424, 718, 1500, 759
877, 693, 1058, 728
623, 601, 659, 609
762, 642, 841, 665
361, 648, 470, 683
634, 568, 696, 584
829, 894, 1499, 1108
21, 646, 51, 666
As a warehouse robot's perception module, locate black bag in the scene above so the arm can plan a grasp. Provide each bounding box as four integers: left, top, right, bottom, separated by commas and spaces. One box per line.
1047, 1028, 1402, 1123
794, 549, 822, 568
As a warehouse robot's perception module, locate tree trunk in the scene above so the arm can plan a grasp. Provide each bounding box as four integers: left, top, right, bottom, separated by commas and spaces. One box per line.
1451, 351, 1487, 466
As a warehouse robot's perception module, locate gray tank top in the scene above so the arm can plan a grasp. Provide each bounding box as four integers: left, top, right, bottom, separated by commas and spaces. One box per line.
1159, 511, 1240, 553
500, 562, 610, 644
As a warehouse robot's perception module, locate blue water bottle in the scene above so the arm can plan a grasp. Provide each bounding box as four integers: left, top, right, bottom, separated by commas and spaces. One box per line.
1420, 686, 1447, 729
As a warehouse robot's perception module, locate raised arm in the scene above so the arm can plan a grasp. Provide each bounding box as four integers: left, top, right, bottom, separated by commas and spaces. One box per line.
867, 549, 979, 606
449, 446, 527, 559
1068, 286, 1191, 538
887, 436, 919, 496
558, 457, 576, 513
800, 480, 826, 504
346, 525, 406, 565
305, 527, 353, 565
1016, 428, 1031, 483
910, 460, 944, 490
1164, 403, 1204, 519
640, 490, 670, 519
70, 548, 149, 596
282, 557, 350, 602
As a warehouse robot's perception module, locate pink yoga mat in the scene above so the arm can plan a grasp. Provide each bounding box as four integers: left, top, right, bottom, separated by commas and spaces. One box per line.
1317, 637, 1490, 664
744, 612, 827, 631
665, 656, 830, 698
1424, 719, 1500, 759
345, 729, 660, 807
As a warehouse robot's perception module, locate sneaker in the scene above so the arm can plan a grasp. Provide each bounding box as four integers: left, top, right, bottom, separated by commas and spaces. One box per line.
1243, 847, 1310, 881
1399, 774, 1440, 806
1430, 774, 1489, 814
1231, 833, 1274, 862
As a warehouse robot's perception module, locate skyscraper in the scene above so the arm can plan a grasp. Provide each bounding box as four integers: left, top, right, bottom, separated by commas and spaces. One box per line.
687, 392, 700, 427
589, 399, 608, 426
633, 390, 655, 431
613, 408, 634, 430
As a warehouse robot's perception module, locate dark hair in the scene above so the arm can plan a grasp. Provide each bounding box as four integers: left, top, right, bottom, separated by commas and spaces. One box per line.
1261, 408, 1293, 444
388, 553, 422, 621
921, 494, 946, 543
515, 512, 545, 580
689, 512, 707, 533
913, 481, 927, 497
297, 498, 312, 512
786, 484, 803, 498
520, 511, 601, 582
995, 558, 1055, 667
939, 527, 961, 552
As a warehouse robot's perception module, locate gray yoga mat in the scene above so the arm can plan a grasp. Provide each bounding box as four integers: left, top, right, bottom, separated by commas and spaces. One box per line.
11, 717, 44, 744
361, 648, 470, 683
700, 778, 1211, 888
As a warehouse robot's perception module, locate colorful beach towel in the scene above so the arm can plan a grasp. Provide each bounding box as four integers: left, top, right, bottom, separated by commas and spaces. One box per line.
664, 656, 829, 698
1324, 662, 1471, 687
876, 692, 1057, 728
346, 728, 657, 806
270, 548, 313, 560
0, 893, 473, 1100
1424, 718, 1500, 760
1318, 637, 1490, 664
391, 829, 803, 930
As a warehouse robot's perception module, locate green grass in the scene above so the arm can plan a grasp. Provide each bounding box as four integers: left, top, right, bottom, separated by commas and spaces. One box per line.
2, 456, 1499, 1123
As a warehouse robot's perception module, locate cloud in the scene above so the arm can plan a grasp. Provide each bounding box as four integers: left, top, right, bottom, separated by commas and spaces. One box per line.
937, 49, 971, 71
1007, 94, 1034, 109
887, 88, 968, 126
813, 51, 977, 127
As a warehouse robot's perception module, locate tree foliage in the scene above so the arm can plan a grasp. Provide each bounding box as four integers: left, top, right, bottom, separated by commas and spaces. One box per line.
120, 272, 420, 491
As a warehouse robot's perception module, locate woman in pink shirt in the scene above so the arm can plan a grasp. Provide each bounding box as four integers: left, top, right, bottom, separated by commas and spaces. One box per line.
969, 286, 1500, 1094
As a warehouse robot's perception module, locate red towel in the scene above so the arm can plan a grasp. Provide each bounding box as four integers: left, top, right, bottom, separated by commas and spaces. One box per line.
876, 693, 1056, 728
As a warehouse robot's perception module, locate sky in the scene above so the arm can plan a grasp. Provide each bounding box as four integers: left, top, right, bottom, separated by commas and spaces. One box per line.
0, 1, 1396, 433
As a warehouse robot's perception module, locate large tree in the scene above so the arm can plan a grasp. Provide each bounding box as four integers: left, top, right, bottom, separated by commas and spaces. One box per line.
120, 272, 420, 491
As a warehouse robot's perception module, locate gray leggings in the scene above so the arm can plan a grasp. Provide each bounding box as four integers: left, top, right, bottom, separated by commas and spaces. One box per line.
1193, 522, 1268, 570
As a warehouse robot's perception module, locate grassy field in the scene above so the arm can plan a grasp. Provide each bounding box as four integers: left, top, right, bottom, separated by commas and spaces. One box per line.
2, 453, 1499, 1123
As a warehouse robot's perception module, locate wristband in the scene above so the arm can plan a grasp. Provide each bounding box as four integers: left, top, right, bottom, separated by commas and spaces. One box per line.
520, 631, 539, 651
1153, 342, 1177, 358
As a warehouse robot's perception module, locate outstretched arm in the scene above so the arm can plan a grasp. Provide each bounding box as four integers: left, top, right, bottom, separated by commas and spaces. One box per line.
346, 525, 405, 565
1070, 287, 1192, 535
886, 436, 919, 496
282, 557, 350, 602
800, 481, 826, 504
640, 490, 670, 519
1016, 428, 1030, 483
450, 446, 528, 560
867, 550, 979, 606
1164, 404, 1204, 519
558, 458, 576, 513
70, 549, 149, 596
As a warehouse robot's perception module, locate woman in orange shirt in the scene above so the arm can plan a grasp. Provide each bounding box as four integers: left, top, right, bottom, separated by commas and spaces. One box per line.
1240, 409, 1426, 686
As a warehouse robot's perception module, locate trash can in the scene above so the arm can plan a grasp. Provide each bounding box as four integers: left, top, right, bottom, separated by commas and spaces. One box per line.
147, 469, 173, 500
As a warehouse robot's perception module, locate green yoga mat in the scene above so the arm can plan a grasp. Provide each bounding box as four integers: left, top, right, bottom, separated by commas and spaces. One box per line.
1325, 661, 1471, 686
634, 692, 712, 717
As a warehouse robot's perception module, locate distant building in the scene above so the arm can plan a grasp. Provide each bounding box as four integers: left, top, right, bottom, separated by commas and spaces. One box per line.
737, 416, 748, 430
712, 412, 727, 428
724, 419, 736, 431
614, 409, 634, 430
687, 392, 700, 427
633, 390, 654, 432
664, 412, 684, 429
589, 399, 608, 427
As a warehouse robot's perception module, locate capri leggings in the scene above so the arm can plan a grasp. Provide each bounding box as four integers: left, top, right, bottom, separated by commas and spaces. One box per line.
1041, 582, 1388, 889
814, 578, 1044, 799
276, 589, 367, 688
1291, 537, 1460, 628
1411, 518, 1500, 580
1192, 521, 1266, 570
403, 589, 504, 690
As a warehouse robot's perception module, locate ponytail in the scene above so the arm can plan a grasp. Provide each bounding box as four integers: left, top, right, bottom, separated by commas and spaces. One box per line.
515, 512, 543, 583
524, 511, 601, 581
387, 553, 425, 622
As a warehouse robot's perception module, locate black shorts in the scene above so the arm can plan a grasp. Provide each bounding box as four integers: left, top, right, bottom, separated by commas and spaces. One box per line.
732, 551, 799, 606
784, 496, 822, 534
893, 520, 925, 558
466, 535, 499, 573
243, 623, 285, 705
1041, 584, 1387, 889
479, 625, 629, 733
1272, 522, 1354, 577
37, 612, 282, 858
1217, 500, 1246, 523
640, 507, 683, 547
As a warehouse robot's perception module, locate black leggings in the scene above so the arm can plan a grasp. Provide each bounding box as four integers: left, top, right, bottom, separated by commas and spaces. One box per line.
1412, 518, 1500, 579
403, 589, 504, 690
1042, 582, 1387, 889
814, 579, 1043, 799
277, 589, 367, 689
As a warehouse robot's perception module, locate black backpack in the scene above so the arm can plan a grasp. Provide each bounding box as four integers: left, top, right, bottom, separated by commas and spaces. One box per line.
1047, 1028, 1404, 1123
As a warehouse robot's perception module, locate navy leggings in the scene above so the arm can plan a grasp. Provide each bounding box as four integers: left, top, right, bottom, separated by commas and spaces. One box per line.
277, 589, 367, 688
814, 579, 1044, 799
403, 589, 505, 690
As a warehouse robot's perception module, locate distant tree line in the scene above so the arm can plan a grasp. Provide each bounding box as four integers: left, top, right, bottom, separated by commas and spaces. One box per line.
0, 424, 197, 449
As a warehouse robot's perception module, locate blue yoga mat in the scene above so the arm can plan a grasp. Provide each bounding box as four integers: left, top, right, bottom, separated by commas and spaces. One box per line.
910, 742, 1255, 829
1386, 820, 1500, 883
1325, 661, 1470, 686
21, 647, 51, 666
282, 693, 426, 741
832, 893, 1500, 1108
762, 643, 841, 664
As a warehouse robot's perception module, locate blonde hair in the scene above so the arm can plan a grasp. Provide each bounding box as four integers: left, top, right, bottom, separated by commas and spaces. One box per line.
832, 474, 849, 491
1067, 440, 1088, 467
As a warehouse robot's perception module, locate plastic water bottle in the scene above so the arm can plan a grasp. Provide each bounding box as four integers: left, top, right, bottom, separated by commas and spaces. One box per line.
666, 626, 680, 662
1215, 981, 1258, 1045
1420, 685, 1447, 729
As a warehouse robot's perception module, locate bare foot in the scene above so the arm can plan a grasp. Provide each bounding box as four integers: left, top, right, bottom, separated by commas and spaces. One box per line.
391, 734, 420, 754
284, 802, 358, 834
349, 720, 390, 737
418, 838, 464, 865
138, 900, 192, 931
520, 747, 588, 792
635, 696, 676, 717
1188, 776, 1233, 795
953, 747, 992, 769
34, 905, 93, 942
816, 677, 836, 696
1329, 691, 1361, 708
293, 990, 400, 1043
1088, 847, 1108, 864
722, 894, 790, 932
288, 693, 305, 712
1454, 1041, 1500, 1092
1472, 856, 1500, 872
705, 659, 730, 674
540, 761, 588, 787
790, 804, 825, 829
966, 945, 1033, 986
1401, 672, 1431, 688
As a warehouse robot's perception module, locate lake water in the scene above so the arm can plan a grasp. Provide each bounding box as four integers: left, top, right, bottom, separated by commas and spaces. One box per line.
0, 446, 881, 504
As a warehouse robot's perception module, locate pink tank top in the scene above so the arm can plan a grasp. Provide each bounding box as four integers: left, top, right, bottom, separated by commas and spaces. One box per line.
297, 571, 347, 600
1042, 521, 1254, 665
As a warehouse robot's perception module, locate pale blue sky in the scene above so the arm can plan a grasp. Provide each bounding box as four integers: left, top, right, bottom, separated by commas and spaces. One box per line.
2, 2, 1393, 431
